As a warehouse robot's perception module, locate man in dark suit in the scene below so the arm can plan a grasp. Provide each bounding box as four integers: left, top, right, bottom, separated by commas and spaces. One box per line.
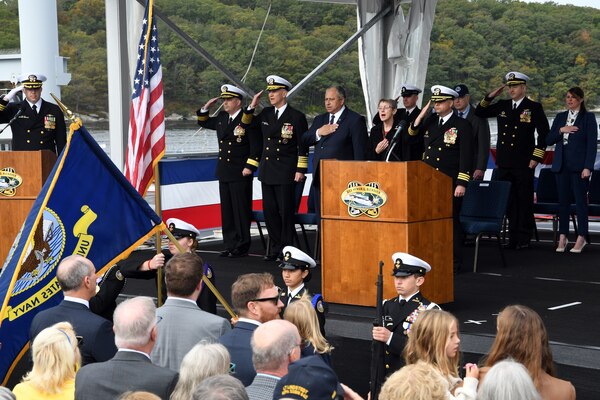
197, 85, 261, 258
29, 255, 117, 366
248, 76, 309, 261
301, 86, 368, 216
219, 273, 283, 386
75, 296, 179, 400
0, 73, 66, 154
475, 71, 549, 249
454, 84, 490, 180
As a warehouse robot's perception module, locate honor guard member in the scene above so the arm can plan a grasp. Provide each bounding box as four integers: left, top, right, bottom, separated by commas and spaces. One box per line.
475, 72, 549, 249
197, 85, 261, 258
278, 246, 326, 335
119, 218, 217, 314
453, 83, 491, 180
89, 264, 127, 322
372, 252, 440, 376
248, 76, 309, 261
0, 73, 66, 154
411, 85, 473, 272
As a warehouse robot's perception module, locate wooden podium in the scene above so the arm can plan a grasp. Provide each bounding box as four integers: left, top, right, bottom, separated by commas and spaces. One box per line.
320, 160, 454, 306
0, 151, 56, 265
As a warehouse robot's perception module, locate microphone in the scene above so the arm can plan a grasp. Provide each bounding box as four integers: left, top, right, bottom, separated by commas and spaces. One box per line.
389, 120, 407, 144
0, 103, 26, 135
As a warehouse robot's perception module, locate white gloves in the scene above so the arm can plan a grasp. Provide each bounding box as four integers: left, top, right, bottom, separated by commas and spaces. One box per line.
4, 85, 23, 101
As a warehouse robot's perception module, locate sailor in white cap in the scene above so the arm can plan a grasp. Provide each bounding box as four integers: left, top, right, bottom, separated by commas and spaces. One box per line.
372, 252, 440, 377
0, 72, 66, 154
278, 246, 326, 333
197, 84, 261, 258
247, 76, 309, 261
411, 85, 474, 273
118, 217, 218, 314
475, 71, 549, 250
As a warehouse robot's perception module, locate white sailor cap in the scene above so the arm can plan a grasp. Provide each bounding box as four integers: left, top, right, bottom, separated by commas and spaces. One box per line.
400, 84, 422, 97
279, 246, 316, 270
391, 252, 431, 277
266, 75, 292, 91
19, 73, 46, 89
220, 84, 246, 99
166, 218, 199, 239
505, 71, 529, 86
430, 85, 459, 102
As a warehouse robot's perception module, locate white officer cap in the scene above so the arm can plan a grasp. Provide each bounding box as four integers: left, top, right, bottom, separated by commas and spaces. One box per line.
266, 75, 292, 91
166, 218, 199, 239
279, 246, 316, 270
391, 252, 431, 277
505, 71, 530, 86
19, 73, 47, 89
430, 85, 459, 102
400, 84, 422, 97
220, 84, 246, 99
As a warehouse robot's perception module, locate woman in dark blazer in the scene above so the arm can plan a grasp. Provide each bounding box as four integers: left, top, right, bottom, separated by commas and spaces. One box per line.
368, 98, 401, 161
546, 87, 598, 253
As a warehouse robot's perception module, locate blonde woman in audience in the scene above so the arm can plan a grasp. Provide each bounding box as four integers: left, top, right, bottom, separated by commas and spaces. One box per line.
13, 322, 80, 400
379, 361, 447, 400
170, 341, 231, 400
404, 309, 478, 400
119, 392, 160, 400
480, 305, 575, 400
283, 295, 333, 366
478, 359, 541, 400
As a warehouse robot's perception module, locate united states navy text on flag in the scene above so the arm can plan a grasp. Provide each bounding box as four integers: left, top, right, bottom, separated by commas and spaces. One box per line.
125, 0, 166, 196
0, 125, 164, 384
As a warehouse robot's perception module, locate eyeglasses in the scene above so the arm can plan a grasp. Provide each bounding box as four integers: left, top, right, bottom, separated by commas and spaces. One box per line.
377, 106, 393, 111
249, 287, 282, 305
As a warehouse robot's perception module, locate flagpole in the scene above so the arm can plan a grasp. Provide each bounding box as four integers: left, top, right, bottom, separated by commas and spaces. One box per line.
153, 164, 164, 307
163, 229, 237, 319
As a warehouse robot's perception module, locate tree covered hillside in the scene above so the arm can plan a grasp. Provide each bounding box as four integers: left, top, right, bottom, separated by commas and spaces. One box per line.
0, 0, 598, 116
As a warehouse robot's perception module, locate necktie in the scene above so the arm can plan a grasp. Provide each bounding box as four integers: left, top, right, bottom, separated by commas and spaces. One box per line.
32, 104, 37, 114
330, 114, 335, 124
513, 103, 517, 110
399, 299, 407, 306
228, 116, 232, 124
275, 109, 279, 120
458, 111, 464, 118
439, 118, 443, 127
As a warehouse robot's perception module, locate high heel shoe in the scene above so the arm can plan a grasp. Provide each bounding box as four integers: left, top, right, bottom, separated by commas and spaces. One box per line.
570, 241, 587, 253
556, 239, 568, 253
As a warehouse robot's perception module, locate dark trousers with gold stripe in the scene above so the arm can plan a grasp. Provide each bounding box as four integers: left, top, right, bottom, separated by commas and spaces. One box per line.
496, 167, 535, 245
262, 182, 296, 257
219, 179, 252, 253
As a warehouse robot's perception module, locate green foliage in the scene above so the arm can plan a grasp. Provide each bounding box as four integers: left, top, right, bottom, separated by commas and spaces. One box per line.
0, 0, 598, 116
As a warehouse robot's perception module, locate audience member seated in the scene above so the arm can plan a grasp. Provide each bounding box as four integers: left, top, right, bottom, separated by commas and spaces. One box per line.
480, 305, 576, 400
29, 255, 117, 365
219, 273, 284, 386
13, 322, 80, 400
192, 375, 249, 400
118, 392, 161, 400
404, 310, 478, 400
151, 253, 230, 371
478, 359, 541, 400
246, 320, 301, 400
283, 295, 333, 366
379, 361, 447, 400
75, 297, 179, 400
170, 342, 231, 400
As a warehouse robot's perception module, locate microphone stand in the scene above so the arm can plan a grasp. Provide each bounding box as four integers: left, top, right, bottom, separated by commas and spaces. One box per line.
0, 107, 24, 135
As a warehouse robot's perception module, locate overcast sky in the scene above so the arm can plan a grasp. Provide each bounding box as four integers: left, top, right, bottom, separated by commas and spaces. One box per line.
522, 0, 599, 8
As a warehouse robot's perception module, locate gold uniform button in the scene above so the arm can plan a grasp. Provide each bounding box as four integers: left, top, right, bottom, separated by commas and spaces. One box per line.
277, 157, 280, 160
220, 140, 223, 143
40, 130, 44, 133
512, 134, 516, 137
386, 364, 389, 369
426, 156, 430, 159
278, 140, 282, 143
27, 130, 30, 133
503, 133, 506, 136
266, 157, 269, 160
435, 168, 439, 171
276, 148, 280, 152
504, 124, 508, 128
228, 142, 232, 145
227, 158, 230, 161
39, 141, 43, 144
438, 147, 442, 151
267, 138, 271, 141
266, 147, 269, 150
219, 157, 222, 160
27, 139, 31, 143
501, 141, 505, 145
514, 126, 518, 129
219, 149, 222, 152
511, 144, 514, 147
228, 150, 231, 153
436, 157, 440, 161
428, 146, 431, 149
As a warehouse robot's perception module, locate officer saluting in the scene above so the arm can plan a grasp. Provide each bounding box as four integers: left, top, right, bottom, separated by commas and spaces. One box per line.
0, 73, 67, 154
475, 71, 549, 249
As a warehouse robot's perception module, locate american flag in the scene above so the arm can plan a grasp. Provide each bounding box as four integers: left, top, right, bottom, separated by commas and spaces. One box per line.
124, 0, 165, 196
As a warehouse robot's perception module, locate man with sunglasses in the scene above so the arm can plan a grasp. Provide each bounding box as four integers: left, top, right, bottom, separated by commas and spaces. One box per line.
219, 273, 284, 386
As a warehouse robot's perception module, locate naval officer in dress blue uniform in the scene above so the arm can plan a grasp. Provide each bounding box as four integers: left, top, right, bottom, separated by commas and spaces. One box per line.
475, 72, 549, 249
247, 76, 309, 261
0, 73, 66, 154
411, 85, 473, 272
197, 85, 261, 258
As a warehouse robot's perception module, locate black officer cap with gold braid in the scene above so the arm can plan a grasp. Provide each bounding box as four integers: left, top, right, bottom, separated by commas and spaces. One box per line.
19, 73, 46, 89
505, 71, 529, 86
220, 84, 246, 99
266, 75, 292, 91
430, 85, 459, 102
391, 252, 431, 277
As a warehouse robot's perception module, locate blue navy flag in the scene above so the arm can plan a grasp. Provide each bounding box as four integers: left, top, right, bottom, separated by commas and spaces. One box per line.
0, 124, 164, 384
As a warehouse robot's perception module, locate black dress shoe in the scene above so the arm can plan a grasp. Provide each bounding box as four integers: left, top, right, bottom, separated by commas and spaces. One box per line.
219, 250, 231, 257
263, 254, 278, 261
515, 242, 530, 250
229, 249, 248, 258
